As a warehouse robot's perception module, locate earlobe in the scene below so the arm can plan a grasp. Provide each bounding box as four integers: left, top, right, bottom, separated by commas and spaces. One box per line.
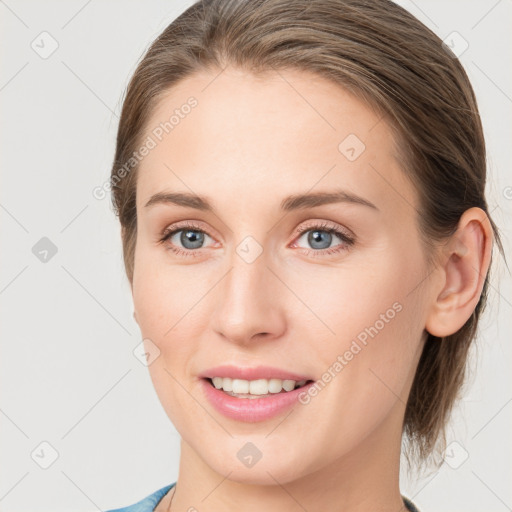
425, 207, 493, 338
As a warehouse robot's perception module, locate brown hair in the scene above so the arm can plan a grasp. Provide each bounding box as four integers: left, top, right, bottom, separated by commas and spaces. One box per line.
110, 0, 503, 471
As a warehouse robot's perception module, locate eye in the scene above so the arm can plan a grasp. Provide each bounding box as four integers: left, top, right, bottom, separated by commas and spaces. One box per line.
159, 221, 215, 257
291, 221, 355, 256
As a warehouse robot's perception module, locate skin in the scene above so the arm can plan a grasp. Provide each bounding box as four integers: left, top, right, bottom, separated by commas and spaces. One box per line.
127, 67, 492, 512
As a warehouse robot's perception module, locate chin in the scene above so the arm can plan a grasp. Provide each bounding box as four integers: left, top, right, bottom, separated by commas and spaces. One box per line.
201, 440, 313, 486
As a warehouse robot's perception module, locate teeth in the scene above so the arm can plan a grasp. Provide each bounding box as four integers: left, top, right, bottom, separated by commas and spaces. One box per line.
211, 377, 308, 395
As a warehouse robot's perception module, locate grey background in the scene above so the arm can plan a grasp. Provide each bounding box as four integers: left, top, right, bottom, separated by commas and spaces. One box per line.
0, 1, 510, 511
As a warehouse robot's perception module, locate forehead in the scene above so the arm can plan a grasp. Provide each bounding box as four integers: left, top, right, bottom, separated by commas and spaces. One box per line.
136, 66, 416, 216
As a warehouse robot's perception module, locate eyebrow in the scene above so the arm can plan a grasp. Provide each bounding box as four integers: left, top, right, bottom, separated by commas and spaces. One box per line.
144, 189, 379, 212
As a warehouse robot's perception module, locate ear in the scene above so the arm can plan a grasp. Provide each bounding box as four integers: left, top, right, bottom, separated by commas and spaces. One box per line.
425, 207, 493, 337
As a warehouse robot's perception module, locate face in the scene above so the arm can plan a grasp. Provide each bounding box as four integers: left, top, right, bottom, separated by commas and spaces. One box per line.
131, 67, 433, 485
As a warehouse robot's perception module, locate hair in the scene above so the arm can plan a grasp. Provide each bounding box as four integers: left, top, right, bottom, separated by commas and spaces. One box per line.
110, 0, 504, 472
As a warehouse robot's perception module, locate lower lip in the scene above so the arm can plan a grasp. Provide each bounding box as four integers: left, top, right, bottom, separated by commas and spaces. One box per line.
200, 378, 315, 423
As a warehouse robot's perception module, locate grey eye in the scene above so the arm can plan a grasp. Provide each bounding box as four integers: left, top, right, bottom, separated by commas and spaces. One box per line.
171, 229, 212, 250
297, 229, 342, 250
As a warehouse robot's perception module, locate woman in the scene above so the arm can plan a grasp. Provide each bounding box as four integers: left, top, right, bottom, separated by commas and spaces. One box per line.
106, 0, 502, 510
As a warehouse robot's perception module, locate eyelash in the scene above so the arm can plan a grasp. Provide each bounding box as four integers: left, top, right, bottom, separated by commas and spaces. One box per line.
158, 220, 355, 258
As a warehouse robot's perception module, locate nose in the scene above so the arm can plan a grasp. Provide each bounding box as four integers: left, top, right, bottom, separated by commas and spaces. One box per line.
211, 245, 287, 346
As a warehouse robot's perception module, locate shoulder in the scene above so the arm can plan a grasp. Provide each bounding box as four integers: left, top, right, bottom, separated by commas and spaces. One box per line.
105, 482, 177, 512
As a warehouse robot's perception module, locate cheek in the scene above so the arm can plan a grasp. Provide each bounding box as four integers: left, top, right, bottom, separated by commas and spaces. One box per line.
284, 253, 426, 454
132, 243, 205, 338
131, 249, 209, 430
131, 259, 190, 417
290, 245, 426, 395
131, 245, 219, 391
289, 246, 421, 338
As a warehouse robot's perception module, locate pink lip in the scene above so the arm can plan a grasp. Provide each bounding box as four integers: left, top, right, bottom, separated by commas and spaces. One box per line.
198, 365, 313, 382
200, 378, 315, 422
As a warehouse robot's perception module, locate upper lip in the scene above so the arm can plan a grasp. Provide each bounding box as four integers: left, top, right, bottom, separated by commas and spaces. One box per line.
199, 365, 314, 382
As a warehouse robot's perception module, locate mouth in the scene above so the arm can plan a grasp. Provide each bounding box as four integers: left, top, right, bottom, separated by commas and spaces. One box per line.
203, 376, 315, 399
200, 376, 316, 422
